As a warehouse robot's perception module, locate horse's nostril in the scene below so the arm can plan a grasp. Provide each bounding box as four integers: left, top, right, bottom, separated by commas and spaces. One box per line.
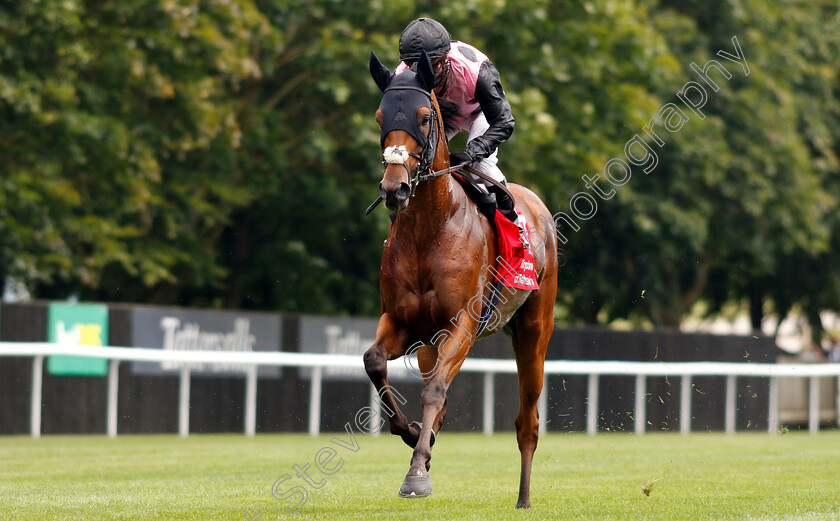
381, 181, 411, 210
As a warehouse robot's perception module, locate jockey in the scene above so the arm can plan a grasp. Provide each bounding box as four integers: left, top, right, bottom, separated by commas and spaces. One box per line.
396, 18, 517, 222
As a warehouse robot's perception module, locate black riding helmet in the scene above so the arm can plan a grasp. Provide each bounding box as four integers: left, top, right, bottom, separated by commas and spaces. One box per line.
399, 18, 451, 63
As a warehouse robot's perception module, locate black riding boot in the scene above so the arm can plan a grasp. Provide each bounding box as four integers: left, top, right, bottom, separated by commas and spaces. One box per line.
493, 187, 516, 222
477, 192, 498, 222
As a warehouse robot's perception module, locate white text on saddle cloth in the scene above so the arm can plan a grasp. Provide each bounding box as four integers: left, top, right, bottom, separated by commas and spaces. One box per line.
492, 208, 539, 290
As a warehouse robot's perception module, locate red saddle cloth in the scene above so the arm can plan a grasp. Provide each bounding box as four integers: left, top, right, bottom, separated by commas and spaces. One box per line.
493, 207, 539, 290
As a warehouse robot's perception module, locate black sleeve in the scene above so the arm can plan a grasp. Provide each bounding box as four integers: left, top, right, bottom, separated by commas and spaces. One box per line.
464, 60, 515, 162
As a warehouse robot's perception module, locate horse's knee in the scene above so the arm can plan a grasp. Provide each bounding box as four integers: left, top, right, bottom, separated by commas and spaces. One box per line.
521, 388, 542, 407
515, 413, 538, 432
363, 346, 387, 381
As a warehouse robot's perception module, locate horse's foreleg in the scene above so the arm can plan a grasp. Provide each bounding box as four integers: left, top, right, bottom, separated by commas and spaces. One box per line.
510, 299, 554, 509
417, 344, 448, 437
399, 318, 475, 498
397, 372, 449, 498
363, 313, 414, 445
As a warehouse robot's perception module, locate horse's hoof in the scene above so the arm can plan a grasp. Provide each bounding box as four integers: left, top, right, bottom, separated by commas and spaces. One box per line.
408, 421, 436, 447
398, 474, 432, 498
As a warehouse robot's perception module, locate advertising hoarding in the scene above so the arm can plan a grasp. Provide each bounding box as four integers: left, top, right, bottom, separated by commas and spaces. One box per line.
47, 303, 109, 377
130, 307, 282, 378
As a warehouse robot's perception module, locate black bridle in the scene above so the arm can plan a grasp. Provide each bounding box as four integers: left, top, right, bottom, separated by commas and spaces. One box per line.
365, 86, 439, 215
382, 85, 438, 193
364, 83, 515, 216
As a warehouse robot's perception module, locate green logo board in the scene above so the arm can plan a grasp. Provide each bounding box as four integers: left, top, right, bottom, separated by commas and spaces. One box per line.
47, 303, 109, 376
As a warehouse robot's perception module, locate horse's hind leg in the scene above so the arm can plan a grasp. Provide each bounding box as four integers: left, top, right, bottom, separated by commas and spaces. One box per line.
363, 313, 418, 447
510, 292, 555, 509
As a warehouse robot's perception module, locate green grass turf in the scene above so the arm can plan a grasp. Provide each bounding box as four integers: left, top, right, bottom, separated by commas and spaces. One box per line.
2, 430, 840, 520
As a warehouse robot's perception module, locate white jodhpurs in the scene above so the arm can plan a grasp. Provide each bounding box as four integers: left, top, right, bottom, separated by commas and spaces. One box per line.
454, 112, 507, 193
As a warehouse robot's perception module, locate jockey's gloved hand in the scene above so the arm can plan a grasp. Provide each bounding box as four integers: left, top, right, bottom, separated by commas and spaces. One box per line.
449, 151, 473, 167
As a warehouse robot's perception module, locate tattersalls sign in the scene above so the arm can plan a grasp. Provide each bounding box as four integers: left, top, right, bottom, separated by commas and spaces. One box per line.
130, 307, 282, 378
298, 315, 412, 382
159, 317, 255, 356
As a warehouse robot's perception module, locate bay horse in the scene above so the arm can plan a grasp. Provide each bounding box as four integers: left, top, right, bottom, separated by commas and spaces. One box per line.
363, 50, 558, 509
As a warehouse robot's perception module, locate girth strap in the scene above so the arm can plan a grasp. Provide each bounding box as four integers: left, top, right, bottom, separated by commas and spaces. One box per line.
476, 279, 505, 338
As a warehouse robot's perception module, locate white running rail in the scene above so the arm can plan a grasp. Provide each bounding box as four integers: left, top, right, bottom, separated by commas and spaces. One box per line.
2, 342, 839, 438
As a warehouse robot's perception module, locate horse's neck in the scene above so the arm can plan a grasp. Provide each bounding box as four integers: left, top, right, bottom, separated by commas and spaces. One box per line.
396, 165, 455, 242
400, 173, 454, 228
395, 96, 454, 236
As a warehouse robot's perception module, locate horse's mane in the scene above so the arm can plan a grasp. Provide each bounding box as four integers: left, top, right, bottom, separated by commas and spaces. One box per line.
436, 98, 460, 136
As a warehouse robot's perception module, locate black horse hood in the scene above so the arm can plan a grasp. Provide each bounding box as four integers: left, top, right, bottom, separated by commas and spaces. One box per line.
370, 50, 436, 150
377, 72, 433, 149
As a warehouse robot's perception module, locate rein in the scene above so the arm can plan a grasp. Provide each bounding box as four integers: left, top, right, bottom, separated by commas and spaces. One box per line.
420, 164, 514, 202
365, 161, 516, 216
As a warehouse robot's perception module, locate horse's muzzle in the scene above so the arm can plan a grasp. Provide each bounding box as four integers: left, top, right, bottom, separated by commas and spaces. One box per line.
380, 181, 411, 211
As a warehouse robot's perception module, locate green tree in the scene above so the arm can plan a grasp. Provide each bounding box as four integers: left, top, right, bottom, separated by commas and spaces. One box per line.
0, 0, 273, 302
1, 0, 838, 334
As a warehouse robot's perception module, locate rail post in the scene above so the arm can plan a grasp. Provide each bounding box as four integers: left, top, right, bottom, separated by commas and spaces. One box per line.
30, 355, 44, 439
107, 359, 120, 438
725, 374, 736, 434
244, 365, 258, 437
483, 372, 495, 435
634, 374, 646, 435
586, 374, 599, 435
178, 368, 191, 437
680, 375, 692, 434
809, 376, 820, 434
308, 366, 323, 437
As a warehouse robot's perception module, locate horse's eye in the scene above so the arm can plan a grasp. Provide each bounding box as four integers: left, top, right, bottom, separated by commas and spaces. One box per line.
421, 115, 431, 126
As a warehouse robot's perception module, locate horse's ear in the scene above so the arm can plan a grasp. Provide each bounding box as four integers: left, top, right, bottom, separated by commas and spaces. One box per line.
369, 51, 392, 92
416, 50, 435, 92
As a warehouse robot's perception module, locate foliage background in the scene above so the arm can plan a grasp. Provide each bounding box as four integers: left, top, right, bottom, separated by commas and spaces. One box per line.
1, 0, 838, 339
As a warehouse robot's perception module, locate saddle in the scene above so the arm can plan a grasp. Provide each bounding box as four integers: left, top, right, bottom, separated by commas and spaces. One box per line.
451, 170, 540, 336
454, 165, 516, 223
